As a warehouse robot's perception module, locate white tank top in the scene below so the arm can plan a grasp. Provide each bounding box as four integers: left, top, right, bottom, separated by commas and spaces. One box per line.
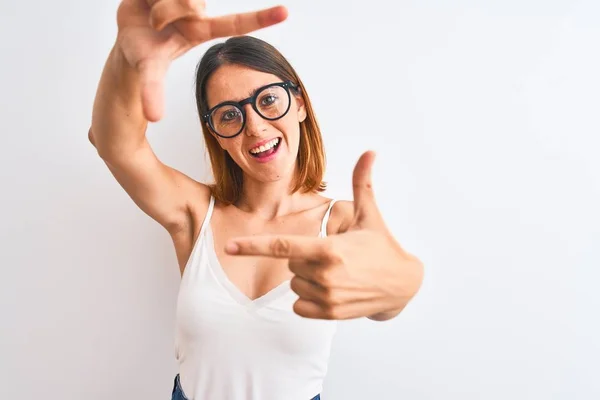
174, 196, 339, 400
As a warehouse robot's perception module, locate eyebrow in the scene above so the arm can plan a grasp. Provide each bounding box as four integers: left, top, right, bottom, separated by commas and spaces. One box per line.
209, 82, 276, 109
243, 84, 266, 100
214, 86, 258, 106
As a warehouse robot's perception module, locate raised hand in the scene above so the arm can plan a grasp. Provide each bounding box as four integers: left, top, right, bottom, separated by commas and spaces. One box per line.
224, 151, 424, 321
115, 0, 288, 122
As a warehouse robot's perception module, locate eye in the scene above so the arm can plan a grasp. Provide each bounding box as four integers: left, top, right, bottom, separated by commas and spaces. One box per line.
220, 108, 241, 122
259, 93, 278, 107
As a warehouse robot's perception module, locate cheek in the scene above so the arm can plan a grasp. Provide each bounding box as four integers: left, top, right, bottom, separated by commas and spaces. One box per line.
287, 125, 302, 147
279, 116, 301, 143
216, 136, 244, 155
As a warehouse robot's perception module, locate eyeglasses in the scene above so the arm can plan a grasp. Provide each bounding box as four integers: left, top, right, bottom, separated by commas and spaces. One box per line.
202, 81, 298, 138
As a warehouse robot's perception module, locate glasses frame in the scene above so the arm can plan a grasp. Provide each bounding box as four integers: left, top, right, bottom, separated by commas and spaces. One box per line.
202, 81, 298, 139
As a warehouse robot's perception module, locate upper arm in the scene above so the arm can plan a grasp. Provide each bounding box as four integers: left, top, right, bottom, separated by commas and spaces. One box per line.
97, 136, 209, 234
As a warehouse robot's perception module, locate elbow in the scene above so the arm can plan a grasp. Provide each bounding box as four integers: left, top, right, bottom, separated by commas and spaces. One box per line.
88, 128, 112, 161
88, 128, 97, 148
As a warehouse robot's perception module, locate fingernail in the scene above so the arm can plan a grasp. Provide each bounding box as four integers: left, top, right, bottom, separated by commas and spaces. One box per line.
225, 242, 239, 254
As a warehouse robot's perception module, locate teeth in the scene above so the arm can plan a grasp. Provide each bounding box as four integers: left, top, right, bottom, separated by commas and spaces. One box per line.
250, 138, 280, 154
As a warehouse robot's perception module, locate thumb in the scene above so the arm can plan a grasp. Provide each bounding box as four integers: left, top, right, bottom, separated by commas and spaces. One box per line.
137, 57, 169, 122
352, 150, 382, 225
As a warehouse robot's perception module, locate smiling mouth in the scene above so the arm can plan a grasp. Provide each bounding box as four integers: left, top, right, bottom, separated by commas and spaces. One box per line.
249, 137, 281, 158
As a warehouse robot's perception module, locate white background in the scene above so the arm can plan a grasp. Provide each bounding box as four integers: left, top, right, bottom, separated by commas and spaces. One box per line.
1, 0, 597, 399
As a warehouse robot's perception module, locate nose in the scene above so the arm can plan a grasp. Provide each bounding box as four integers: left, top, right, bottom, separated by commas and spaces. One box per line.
243, 104, 268, 137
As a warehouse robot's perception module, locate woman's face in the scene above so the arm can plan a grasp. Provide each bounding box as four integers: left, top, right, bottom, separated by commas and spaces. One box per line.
204, 64, 306, 184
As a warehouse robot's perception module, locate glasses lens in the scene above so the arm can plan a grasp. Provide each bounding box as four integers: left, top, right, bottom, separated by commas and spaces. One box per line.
255, 85, 290, 120
210, 105, 243, 137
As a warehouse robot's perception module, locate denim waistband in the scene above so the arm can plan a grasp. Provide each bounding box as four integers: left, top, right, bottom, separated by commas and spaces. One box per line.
171, 374, 321, 400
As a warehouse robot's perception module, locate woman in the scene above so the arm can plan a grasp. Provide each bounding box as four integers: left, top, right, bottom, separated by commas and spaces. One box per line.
89, 1, 424, 399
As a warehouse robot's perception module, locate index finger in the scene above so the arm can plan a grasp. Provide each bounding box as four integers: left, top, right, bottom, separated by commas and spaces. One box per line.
225, 235, 331, 261
205, 6, 288, 41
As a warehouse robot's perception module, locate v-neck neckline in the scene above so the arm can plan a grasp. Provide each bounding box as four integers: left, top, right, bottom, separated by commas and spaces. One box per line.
205, 224, 293, 309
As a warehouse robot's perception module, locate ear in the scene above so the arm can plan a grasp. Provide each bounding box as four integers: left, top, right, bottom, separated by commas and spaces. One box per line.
295, 94, 307, 123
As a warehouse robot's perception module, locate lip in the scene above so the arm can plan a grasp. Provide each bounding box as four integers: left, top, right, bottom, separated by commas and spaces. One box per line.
248, 137, 283, 164
248, 136, 281, 153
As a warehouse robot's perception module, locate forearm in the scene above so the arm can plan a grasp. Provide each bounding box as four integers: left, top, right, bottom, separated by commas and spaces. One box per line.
90, 44, 148, 161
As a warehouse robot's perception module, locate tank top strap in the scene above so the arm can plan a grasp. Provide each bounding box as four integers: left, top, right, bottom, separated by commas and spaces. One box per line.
319, 199, 337, 238
179, 194, 215, 280
199, 195, 215, 238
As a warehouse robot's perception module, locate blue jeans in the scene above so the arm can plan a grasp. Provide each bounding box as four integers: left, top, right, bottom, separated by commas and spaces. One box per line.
171, 374, 321, 399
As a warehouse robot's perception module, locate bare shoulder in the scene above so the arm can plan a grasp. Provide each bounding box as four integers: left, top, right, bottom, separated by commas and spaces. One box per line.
327, 199, 354, 235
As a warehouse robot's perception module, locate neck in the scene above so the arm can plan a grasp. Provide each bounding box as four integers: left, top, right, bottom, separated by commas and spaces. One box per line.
236, 172, 302, 219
